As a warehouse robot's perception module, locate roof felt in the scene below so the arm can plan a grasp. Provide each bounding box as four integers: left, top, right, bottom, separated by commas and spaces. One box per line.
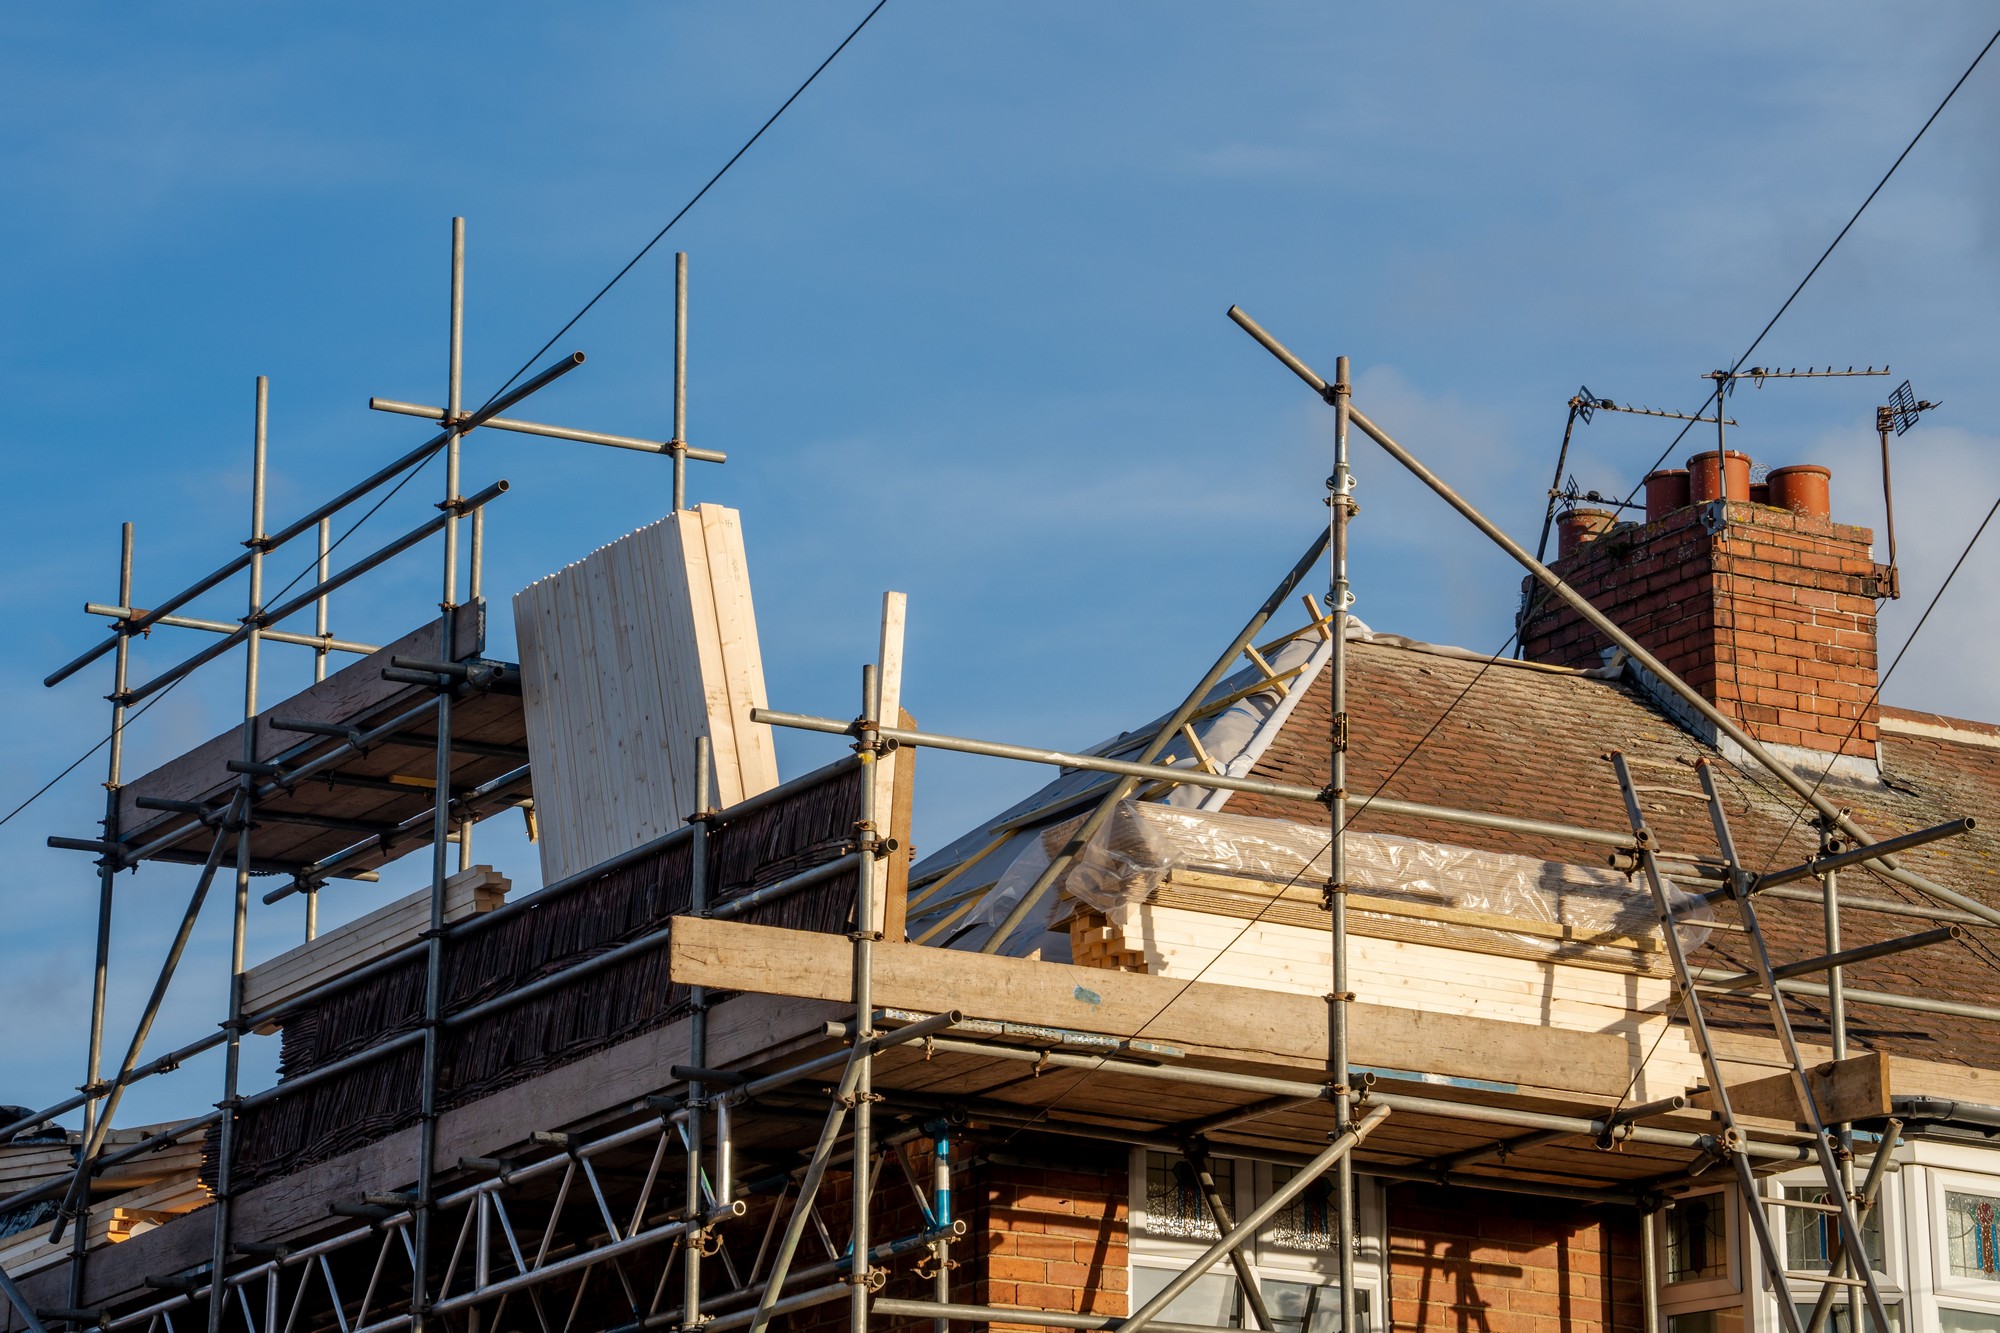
1226, 639, 2000, 1068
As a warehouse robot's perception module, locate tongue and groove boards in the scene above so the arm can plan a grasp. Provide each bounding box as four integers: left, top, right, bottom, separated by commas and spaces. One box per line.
514, 504, 778, 884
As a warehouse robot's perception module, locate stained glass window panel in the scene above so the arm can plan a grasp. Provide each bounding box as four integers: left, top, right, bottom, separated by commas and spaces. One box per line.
1948, 1190, 2000, 1282
1666, 1193, 1728, 1283
1144, 1152, 1233, 1241
1267, 1165, 1337, 1250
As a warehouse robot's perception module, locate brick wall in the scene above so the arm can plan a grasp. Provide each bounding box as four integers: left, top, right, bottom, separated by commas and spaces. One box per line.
1389, 1184, 1644, 1332
1520, 500, 1880, 758
968, 1149, 1130, 1330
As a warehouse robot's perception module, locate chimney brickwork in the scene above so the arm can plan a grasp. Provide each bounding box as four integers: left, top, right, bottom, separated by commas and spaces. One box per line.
1521, 500, 1882, 759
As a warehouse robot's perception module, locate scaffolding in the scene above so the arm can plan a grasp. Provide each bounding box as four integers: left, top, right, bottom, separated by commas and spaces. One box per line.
1, 245, 1991, 1333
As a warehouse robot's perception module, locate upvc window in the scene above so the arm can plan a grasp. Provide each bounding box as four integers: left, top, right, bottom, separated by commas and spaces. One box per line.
1654, 1185, 1743, 1330
1130, 1150, 1383, 1333
1929, 1169, 2000, 1329
1769, 1176, 1902, 1331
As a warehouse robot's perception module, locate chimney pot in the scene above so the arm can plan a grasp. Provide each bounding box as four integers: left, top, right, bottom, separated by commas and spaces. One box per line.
1686, 450, 1753, 504
1644, 469, 1690, 523
1767, 464, 1832, 521
1557, 507, 1617, 557
1749, 480, 1771, 506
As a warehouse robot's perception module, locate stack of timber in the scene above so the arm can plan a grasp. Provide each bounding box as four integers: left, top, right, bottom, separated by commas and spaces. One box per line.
240, 866, 510, 1031
0, 1127, 210, 1277
1058, 830, 1711, 1102
514, 504, 778, 885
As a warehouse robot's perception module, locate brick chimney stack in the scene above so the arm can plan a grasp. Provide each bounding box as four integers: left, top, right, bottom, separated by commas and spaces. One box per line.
1520, 456, 1885, 764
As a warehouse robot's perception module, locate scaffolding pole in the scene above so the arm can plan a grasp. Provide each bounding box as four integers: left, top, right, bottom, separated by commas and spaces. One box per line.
1325, 353, 1357, 1333
208, 373, 269, 1333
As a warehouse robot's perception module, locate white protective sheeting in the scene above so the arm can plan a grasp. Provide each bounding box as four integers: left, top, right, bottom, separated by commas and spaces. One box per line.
961, 798, 1709, 963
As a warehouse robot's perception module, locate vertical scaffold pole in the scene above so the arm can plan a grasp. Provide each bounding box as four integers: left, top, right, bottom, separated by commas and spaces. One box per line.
308, 515, 331, 939
672, 252, 688, 512
414, 215, 467, 1333
71, 521, 133, 1309
1325, 355, 1357, 1333
853, 662, 883, 1333
684, 737, 713, 1328
211, 375, 269, 1333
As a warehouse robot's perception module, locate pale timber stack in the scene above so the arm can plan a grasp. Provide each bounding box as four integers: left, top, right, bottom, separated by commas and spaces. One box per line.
513, 504, 779, 884
239, 866, 511, 1029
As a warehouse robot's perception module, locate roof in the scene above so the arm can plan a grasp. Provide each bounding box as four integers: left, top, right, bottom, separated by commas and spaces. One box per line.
912, 624, 2000, 1070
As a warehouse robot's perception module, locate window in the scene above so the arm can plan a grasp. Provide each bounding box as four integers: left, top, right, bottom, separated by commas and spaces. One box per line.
1667, 1193, 1729, 1283
1792, 1303, 1903, 1332
1653, 1186, 1742, 1328
1949, 1190, 2000, 1284
1131, 1151, 1381, 1333
1784, 1185, 1885, 1274
1664, 1313, 1742, 1333
1146, 1153, 1235, 1241
1932, 1169, 2000, 1324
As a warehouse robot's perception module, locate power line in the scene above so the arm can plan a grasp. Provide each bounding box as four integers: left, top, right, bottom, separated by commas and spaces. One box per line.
1617, 24, 2000, 510
1000, 23, 2000, 1128
474, 0, 892, 413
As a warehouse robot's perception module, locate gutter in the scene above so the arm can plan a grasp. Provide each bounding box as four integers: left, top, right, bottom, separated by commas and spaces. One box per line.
1891, 1095, 2000, 1136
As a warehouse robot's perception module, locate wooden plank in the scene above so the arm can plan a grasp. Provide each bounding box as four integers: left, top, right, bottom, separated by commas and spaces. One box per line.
118, 603, 484, 836
881, 707, 917, 943
667, 916, 1636, 1096
1888, 1054, 2000, 1106
1692, 1052, 1891, 1125
240, 866, 509, 1024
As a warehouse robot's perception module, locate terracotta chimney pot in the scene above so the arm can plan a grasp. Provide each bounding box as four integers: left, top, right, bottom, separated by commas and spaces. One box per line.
1557, 507, 1617, 557
1686, 450, 1753, 504
1767, 464, 1832, 521
1644, 469, 1691, 523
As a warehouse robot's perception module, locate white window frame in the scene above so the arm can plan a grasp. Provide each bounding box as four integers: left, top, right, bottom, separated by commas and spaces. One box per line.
1757, 1168, 1905, 1331
1129, 1149, 1386, 1332
1926, 1166, 2000, 1318
1654, 1183, 1744, 1327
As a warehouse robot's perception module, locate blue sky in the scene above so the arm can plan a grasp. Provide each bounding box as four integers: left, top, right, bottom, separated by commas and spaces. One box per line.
5, 3, 2000, 1124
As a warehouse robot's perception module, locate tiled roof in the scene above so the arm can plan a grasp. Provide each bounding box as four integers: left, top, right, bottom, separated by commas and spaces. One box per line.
1227, 639, 2000, 1070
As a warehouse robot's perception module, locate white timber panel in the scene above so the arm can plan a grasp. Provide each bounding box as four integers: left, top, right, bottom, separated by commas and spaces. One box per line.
514, 504, 779, 884
1093, 902, 1706, 1099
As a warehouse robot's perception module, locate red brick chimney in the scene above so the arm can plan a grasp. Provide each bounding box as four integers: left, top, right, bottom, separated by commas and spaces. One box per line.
1520, 456, 1885, 764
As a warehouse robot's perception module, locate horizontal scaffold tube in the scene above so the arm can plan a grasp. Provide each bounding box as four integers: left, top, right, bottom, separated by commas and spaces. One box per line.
750, 709, 1653, 854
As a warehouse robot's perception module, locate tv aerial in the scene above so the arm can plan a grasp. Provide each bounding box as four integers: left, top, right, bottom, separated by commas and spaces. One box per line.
1691, 364, 1890, 531
1533, 387, 1736, 565
1871, 380, 1942, 600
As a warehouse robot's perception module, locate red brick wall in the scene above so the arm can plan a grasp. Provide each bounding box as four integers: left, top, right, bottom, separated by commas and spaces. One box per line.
1520, 501, 1880, 758
1389, 1184, 1644, 1332
969, 1151, 1130, 1329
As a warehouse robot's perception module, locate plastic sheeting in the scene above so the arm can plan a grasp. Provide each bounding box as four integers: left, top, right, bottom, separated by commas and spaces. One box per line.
964, 799, 1709, 961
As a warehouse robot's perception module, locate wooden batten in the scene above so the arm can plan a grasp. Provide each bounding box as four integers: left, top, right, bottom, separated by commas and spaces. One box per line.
240, 865, 510, 1028
514, 504, 778, 885
880, 707, 917, 942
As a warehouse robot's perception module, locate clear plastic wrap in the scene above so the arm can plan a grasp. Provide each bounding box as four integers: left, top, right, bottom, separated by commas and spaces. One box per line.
968, 799, 1708, 961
